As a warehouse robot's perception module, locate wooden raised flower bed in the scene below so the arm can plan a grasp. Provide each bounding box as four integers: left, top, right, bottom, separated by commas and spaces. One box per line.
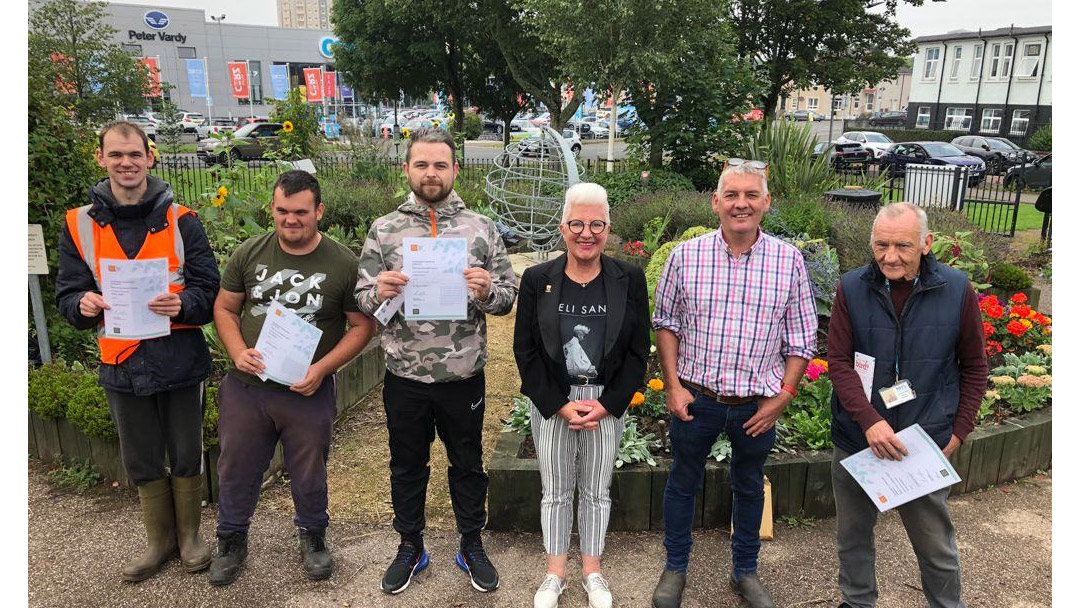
487, 408, 1052, 531
28, 344, 385, 502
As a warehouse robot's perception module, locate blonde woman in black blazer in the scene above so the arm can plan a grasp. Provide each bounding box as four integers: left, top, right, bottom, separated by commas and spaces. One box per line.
513, 183, 651, 608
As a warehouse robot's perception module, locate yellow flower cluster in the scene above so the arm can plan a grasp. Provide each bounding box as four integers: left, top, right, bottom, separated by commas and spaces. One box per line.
1037, 344, 1053, 356
984, 390, 1001, 401
1017, 374, 1052, 388
989, 376, 1016, 386
1024, 365, 1048, 376
648, 378, 664, 392
211, 194, 225, 206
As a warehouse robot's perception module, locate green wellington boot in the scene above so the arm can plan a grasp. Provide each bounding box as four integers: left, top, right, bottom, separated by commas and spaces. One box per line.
171, 474, 212, 573
122, 478, 178, 582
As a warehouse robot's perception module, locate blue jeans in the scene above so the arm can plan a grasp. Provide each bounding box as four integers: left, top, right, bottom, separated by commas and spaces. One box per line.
662, 393, 775, 578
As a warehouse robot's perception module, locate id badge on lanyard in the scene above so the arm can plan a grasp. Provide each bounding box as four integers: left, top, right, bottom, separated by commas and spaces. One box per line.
881, 274, 918, 409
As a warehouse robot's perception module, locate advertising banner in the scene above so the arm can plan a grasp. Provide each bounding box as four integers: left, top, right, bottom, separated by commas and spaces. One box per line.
269, 65, 290, 99
303, 68, 324, 102
139, 57, 162, 97
227, 61, 250, 98
185, 59, 207, 98
340, 84, 354, 99
323, 71, 337, 99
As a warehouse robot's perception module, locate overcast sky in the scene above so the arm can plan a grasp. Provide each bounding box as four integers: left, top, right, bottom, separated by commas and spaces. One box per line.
110, 0, 1052, 38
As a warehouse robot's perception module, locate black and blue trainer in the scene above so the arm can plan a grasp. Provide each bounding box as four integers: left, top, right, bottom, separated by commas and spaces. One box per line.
454, 535, 499, 592
380, 538, 429, 594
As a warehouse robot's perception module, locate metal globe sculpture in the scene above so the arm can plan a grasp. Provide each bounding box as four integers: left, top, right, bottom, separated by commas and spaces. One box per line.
485, 126, 584, 257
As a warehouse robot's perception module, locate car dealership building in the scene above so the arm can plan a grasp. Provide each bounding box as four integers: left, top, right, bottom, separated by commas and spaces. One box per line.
102, 2, 340, 118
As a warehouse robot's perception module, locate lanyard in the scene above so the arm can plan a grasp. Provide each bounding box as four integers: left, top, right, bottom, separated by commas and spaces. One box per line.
883, 273, 919, 382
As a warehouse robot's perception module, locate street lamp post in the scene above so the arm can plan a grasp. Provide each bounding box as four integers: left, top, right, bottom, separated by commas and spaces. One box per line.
210, 14, 227, 119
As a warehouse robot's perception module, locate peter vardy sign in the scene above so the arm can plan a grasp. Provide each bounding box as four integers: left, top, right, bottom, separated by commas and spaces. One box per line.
130, 10, 187, 43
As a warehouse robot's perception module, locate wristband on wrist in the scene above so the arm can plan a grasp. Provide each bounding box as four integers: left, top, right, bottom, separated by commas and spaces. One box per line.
781, 384, 798, 398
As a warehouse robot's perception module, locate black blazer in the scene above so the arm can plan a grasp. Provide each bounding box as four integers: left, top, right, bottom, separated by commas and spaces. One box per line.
513, 253, 651, 420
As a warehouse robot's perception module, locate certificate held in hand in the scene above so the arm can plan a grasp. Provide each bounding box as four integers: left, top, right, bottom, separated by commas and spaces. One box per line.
254, 300, 323, 386
402, 237, 468, 321
100, 257, 171, 340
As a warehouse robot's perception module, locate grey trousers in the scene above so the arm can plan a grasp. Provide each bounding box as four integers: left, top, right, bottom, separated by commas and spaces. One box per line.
530, 392, 624, 557
832, 448, 967, 608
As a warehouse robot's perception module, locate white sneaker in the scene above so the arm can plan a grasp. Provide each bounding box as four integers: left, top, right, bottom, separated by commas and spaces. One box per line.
582, 572, 613, 608
533, 573, 566, 608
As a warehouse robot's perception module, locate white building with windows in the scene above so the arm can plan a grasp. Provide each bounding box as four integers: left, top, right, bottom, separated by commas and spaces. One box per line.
905, 25, 1050, 143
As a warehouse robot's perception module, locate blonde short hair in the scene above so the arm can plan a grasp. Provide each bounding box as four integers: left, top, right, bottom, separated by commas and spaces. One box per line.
562, 182, 611, 223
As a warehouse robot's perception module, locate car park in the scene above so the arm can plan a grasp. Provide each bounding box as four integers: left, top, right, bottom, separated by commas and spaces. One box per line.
1003, 153, 1052, 189
169, 111, 205, 133
837, 131, 894, 159
950, 135, 1034, 175
879, 141, 986, 186
812, 141, 874, 169
196, 117, 238, 139
198, 122, 283, 165
788, 109, 824, 122
580, 117, 609, 138
868, 110, 907, 127
235, 115, 270, 129
123, 115, 157, 140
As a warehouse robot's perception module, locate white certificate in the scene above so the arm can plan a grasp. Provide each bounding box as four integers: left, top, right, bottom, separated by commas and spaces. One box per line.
254, 299, 323, 386
99, 258, 171, 340
840, 424, 961, 512
402, 237, 468, 320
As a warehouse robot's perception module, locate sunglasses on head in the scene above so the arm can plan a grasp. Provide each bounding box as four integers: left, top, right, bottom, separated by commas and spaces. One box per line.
722, 158, 770, 178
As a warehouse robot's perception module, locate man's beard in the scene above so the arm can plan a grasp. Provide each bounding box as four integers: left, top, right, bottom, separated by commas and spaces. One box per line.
410, 179, 453, 205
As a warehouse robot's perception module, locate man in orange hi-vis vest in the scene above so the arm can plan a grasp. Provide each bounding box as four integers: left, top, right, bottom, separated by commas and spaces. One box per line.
55, 121, 221, 583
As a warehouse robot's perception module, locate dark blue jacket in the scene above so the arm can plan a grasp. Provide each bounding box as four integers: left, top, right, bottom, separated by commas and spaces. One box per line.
830, 253, 969, 453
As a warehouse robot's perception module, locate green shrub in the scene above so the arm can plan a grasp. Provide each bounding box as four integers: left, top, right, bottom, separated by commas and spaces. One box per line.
65, 374, 116, 440
646, 240, 681, 296
28, 364, 76, 420
741, 120, 837, 202
459, 111, 484, 141
610, 190, 715, 245
45, 458, 102, 494
990, 263, 1033, 290
204, 385, 220, 448
589, 168, 695, 210
680, 226, 713, 240
762, 195, 834, 240
1028, 123, 1051, 152
319, 177, 400, 237
502, 395, 532, 436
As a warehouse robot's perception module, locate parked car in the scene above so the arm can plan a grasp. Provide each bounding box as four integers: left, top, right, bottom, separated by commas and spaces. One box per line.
520, 129, 582, 157
1003, 153, 1052, 189
812, 141, 874, 169
196, 117, 238, 139
580, 117, 609, 138
837, 131, 894, 159
197, 122, 283, 164
123, 115, 157, 140
235, 115, 270, 129
868, 110, 907, 127
950, 135, 1034, 175
172, 111, 205, 133
879, 141, 986, 186
529, 112, 551, 127
510, 117, 534, 132
788, 110, 823, 122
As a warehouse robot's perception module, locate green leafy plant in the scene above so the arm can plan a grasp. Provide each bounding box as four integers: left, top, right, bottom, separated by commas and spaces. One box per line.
28, 364, 77, 420
65, 373, 116, 440
204, 385, 220, 448
778, 512, 817, 529
989, 263, 1033, 290
931, 231, 991, 290
45, 457, 103, 494
589, 168, 695, 210
503, 395, 533, 436
610, 190, 715, 246
709, 435, 732, 463
268, 86, 321, 160
985, 350, 1052, 416
782, 236, 840, 317
1028, 123, 1051, 152
641, 212, 673, 254
779, 359, 833, 450
615, 416, 658, 468
741, 120, 838, 203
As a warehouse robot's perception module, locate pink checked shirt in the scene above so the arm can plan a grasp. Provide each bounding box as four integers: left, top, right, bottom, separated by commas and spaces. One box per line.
651, 229, 817, 398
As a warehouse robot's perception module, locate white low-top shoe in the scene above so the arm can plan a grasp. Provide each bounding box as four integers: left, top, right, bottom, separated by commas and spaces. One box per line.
583, 572, 613, 608
533, 573, 567, 608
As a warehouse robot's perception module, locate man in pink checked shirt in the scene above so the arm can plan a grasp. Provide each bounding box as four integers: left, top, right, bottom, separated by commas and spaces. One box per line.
649, 160, 818, 608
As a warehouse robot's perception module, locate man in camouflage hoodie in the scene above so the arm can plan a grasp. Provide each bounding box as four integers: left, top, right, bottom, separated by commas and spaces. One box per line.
355, 129, 518, 595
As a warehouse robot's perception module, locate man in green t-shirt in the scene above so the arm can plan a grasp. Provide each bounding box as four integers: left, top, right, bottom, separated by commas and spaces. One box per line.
209, 170, 376, 586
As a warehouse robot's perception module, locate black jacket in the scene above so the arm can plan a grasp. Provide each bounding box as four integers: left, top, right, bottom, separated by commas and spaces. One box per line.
513, 253, 651, 419
55, 176, 220, 395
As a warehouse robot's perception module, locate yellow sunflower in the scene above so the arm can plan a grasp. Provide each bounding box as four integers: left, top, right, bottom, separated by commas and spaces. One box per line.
282, 121, 294, 133
211, 194, 225, 207
216, 186, 229, 197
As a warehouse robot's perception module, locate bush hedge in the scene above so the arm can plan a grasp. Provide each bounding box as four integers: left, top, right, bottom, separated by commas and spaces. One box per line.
611, 190, 715, 245
589, 168, 696, 210
65, 374, 116, 440
990, 262, 1034, 290
28, 364, 76, 420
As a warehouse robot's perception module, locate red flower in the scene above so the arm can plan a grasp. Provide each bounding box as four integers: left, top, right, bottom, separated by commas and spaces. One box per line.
985, 340, 1003, 356
1006, 320, 1028, 337
984, 305, 1004, 319
982, 322, 995, 338
979, 295, 1000, 310
1033, 313, 1051, 326
951, 244, 962, 258
1010, 304, 1032, 318
1010, 292, 1028, 304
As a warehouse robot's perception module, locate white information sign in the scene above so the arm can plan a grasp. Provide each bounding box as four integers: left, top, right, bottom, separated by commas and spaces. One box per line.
29, 224, 48, 275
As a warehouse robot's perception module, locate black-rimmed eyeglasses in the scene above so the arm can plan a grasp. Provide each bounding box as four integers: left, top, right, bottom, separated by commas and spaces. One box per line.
565, 219, 609, 235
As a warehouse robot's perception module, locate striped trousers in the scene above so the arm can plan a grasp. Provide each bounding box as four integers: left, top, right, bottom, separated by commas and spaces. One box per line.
530, 384, 625, 556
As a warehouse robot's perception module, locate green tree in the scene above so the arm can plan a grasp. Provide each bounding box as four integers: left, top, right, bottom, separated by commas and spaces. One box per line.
727, 0, 921, 116
29, 0, 154, 124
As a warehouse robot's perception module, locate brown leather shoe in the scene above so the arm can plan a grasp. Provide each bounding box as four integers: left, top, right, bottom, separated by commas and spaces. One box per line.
730, 573, 777, 608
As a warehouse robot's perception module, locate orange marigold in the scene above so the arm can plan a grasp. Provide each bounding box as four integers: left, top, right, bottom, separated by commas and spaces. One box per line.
630, 392, 645, 407
648, 378, 665, 392
1006, 320, 1028, 337
1010, 292, 1028, 304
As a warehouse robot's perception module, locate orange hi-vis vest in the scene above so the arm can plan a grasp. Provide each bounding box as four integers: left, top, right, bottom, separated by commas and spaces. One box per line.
65, 202, 202, 365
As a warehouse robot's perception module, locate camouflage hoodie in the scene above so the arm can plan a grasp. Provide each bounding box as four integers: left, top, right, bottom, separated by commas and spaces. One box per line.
355, 190, 518, 383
